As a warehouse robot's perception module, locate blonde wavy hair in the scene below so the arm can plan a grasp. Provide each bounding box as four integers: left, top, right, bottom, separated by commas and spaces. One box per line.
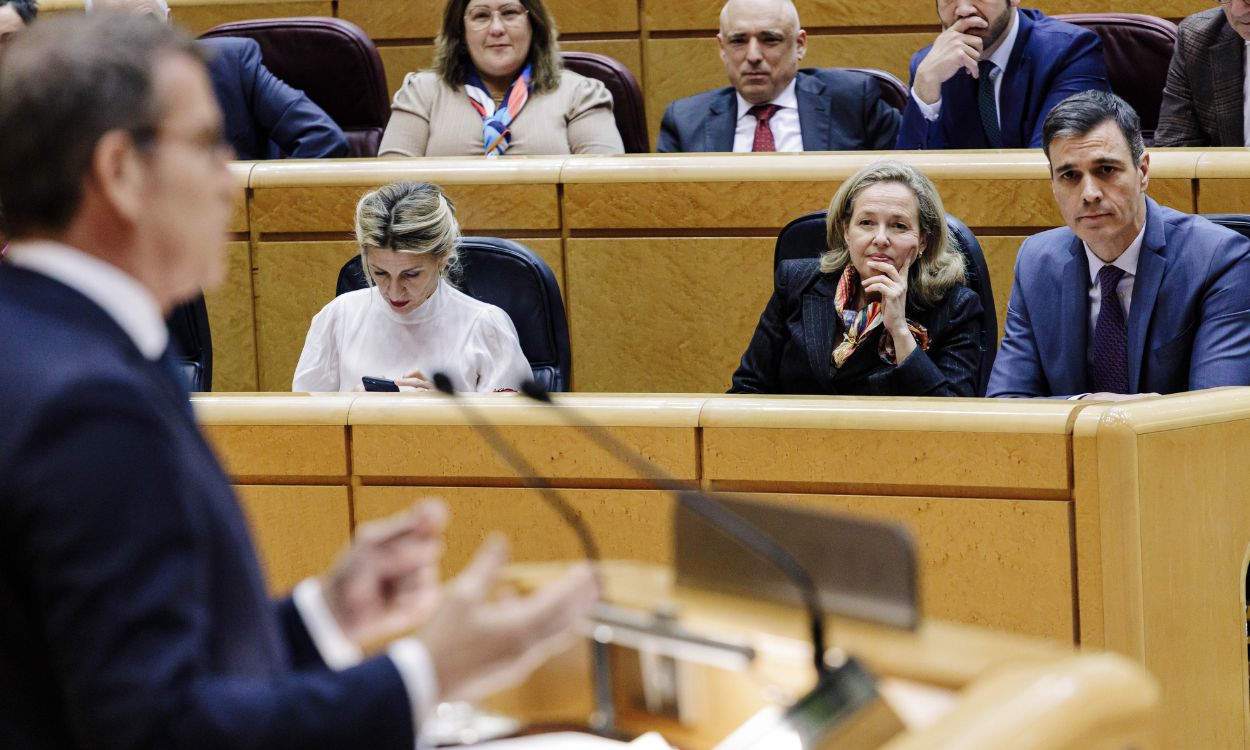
355, 182, 461, 283
820, 160, 966, 308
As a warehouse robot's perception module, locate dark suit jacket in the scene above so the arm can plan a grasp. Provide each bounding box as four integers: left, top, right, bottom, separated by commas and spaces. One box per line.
896, 8, 1110, 149
1156, 8, 1245, 147
0, 266, 411, 749
200, 37, 348, 161
987, 198, 1250, 398
730, 259, 984, 396
656, 68, 900, 153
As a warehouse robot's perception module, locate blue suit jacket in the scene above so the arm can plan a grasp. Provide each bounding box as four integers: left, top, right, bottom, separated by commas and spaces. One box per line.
200, 37, 348, 161
0, 266, 411, 749
656, 68, 900, 152
896, 8, 1110, 149
987, 198, 1250, 398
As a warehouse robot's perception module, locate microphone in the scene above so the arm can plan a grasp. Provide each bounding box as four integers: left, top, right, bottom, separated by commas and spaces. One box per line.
519, 380, 829, 677
430, 372, 599, 562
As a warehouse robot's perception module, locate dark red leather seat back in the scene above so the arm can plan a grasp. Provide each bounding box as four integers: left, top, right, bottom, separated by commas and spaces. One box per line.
560, 51, 649, 153
201, 17, 390, 157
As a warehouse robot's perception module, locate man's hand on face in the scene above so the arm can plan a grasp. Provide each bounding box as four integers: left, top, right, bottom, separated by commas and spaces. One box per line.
321, 499, 450, 649
912, 15, 987, 105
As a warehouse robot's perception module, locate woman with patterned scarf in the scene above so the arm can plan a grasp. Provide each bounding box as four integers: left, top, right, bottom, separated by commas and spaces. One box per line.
379, 0, 624, 157
730, 160, 985, 396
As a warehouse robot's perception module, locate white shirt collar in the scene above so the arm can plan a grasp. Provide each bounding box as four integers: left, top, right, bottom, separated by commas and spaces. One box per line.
4, 240, 168, 359
735, 77, 799, 122
984, 8, 1021, 73
1084, 221, 1147, 284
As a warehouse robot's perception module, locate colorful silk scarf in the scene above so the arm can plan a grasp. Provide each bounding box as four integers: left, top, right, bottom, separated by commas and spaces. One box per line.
831, 265, 929, 368
465, 63, 532, 158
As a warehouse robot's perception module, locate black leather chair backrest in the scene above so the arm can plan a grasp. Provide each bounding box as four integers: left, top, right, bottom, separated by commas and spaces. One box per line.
842, 67, 909, 113
1204, 214, 1250, 242
1053, 13, 1177, 145
200, 17, 390, 157
774, 210, 997, 396
337, 237, 572, 392
561, 51, 648, 153
167, 295, 212, 392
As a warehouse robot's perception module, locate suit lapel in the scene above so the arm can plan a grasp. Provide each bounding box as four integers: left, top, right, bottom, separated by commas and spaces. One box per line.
1125, 199, 1167, 393
796, 72, 830, 152
1209, 22, 1245, 146
996, 11, 1035, 148
707, 89, 738, 152
1058, 239, 1090, 393
801, 275, 839, 388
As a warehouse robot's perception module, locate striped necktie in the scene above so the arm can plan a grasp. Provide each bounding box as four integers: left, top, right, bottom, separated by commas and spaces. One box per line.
977, 60, 1003, 148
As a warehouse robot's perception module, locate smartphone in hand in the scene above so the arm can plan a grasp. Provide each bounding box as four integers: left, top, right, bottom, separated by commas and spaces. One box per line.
362, 376, 400, 392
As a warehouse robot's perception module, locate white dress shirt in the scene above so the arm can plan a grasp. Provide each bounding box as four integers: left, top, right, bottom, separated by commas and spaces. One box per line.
912, 7, 1021, 125
1084, 223, 1146, 363
292, 281, 532, 393
733, 77, 803, 152
6, 240, 437, 741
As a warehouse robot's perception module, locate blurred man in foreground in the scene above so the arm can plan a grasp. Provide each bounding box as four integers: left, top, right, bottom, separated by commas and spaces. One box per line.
0, 14, 594, 749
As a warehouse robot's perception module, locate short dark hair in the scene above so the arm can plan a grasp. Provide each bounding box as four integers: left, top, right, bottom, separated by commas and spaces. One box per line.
0, 0, 37, 24
0, 14, 203, 236
1042, 90, 1145, 167
432, 0, 563, 94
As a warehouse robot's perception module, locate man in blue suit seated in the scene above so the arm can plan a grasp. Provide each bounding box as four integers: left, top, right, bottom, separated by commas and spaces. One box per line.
897, 0, 1110, 150
88, 0, 348, 160
988, 91, 1250, 399
656, 0, 899, 153
0, 14, 594, 749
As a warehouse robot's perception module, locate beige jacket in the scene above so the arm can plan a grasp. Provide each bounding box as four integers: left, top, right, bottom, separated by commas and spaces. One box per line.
379, 69, 624, 157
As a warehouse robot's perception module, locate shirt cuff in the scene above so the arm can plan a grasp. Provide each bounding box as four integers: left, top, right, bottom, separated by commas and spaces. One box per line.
389, 636, 441, 743
292, 577, 364, 671
910, 89, 941, 121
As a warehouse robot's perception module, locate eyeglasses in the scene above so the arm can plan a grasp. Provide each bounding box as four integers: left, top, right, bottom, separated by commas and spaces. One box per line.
464, 4, 529, 30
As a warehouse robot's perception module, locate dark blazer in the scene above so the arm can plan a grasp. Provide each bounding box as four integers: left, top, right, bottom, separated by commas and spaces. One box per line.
731, 259, 984, 396
200, 37, 348, 161
0, 266, 412, 749
1156, 8, 1245, 147
656, 68, 900, 153
987, 198, 1250, 398
896, 8, 1110, 149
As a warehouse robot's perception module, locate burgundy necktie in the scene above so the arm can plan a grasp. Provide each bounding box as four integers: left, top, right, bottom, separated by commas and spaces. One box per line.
748, 103, 780, 152
1089, 265, 1129, 393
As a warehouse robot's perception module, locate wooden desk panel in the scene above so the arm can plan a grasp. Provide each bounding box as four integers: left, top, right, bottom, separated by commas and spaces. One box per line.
204, 240, 257, 392
201, 424, 348, 480
235, 485, 350, 595
171, 1, 332, 36
339, 0, 637, 40
566, 237, 772, 393
644, 0, 934, 31
355, 487, 674, 575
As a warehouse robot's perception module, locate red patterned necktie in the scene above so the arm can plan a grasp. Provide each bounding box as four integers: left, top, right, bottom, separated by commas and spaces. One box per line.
748, 103, 780, 152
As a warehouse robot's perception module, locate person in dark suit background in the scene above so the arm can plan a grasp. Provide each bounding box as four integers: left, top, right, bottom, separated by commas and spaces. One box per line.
0, 14, 594, 749
1156, 5, 1250, 147
731, 160, 984, 396
988, 91, 1250, 399
0, 0, 35, 51
896, 0, 1109, 150
656, 0, 899, 153
87, 0, 349, 160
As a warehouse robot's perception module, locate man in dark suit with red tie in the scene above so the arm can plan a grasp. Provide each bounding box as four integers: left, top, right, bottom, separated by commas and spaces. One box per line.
0, 14, 594, 749
656, 0, 899, 153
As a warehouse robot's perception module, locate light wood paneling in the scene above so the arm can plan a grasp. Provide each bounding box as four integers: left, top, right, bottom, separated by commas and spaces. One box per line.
1032, 0, 1211, 18
172, 1, 332, 36
337, 0, 442, 40
252, 183, 559, 234
235, 485, 350, 594
355, 487, 673, 575
202, 424, 348, 478
352, 424, 698, 482
566, 237, 773, 393
565, 180, 839, 230
754, 492, 1075, 640
703, 426, 1071, 494
1197, 180, 1250, 215
644, 0, 934, 31
378, 46, 436, 103
978, 235, 1027, 344
204, 241, 257, 392
254, 240, 355, 391
549, 0, 638, 33
514, 237, 565, 295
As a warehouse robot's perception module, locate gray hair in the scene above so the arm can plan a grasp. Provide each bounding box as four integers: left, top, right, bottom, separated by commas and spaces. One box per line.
84, 0, 171, 18
0, 13, 201, 235
355, 182, 462, 282
820, 160, 966, 308
1042, 90, 1145, 167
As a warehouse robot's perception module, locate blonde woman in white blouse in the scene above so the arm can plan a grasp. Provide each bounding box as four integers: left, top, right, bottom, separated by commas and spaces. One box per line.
293, 182, 532, 393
